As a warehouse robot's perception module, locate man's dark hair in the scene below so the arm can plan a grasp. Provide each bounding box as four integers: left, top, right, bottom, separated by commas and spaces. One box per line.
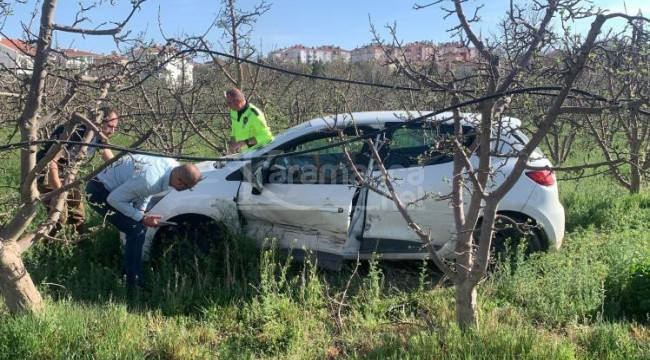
99, 106, 118, 123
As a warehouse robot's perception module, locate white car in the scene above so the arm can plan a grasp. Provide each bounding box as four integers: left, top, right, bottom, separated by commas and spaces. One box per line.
144, 111, 565, 269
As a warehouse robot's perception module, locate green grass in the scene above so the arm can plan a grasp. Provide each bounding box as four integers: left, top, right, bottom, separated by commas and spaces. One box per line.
1, 196, 647, 359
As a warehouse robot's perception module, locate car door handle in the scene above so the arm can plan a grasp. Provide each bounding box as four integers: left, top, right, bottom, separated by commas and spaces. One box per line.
318, 207, 344, 213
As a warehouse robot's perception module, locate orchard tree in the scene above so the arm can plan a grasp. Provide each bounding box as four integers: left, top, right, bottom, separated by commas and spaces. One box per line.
212, 0, 270, 90
366, 0, 649, 329
0, 0, 185, 314
577, 19, 650, 193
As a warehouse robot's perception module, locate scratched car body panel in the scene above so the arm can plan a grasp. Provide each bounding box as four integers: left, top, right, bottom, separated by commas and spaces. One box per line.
145, 111, 565, 267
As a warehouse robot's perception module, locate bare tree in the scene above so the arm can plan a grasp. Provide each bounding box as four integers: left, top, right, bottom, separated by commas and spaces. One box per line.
365, 0, 649, 329
0, 0, 147, 314
575, 20, 650, 193
210, 0, 271, 90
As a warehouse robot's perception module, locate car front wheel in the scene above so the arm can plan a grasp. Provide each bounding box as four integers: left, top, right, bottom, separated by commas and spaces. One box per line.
150, 215, 224, 269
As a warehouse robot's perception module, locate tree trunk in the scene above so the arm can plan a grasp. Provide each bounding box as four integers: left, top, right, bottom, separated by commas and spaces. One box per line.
630, 160, 642, 194
629, 139, 642, 194
0, 0, 56, 314
455, 278, 478, 329
227, 0, 243, 88
0, 242, 43, 314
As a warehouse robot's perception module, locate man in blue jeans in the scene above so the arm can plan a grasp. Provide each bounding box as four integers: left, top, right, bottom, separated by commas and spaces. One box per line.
86, 154, 202, 290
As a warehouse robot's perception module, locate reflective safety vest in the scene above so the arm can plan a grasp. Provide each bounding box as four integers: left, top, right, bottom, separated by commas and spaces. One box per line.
229, 103, 274, 151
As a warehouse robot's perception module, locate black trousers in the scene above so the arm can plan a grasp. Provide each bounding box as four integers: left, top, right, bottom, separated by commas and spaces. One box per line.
86, 178, 146, 289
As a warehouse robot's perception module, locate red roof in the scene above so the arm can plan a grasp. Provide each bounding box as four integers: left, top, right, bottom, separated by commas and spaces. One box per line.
58, 48, 101, 57
133, 45, 167, 54
96, 52, 127, 61
0, 38, 36, 56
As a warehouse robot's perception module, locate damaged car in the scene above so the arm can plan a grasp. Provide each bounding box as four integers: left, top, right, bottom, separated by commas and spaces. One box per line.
143, 111, 565, 269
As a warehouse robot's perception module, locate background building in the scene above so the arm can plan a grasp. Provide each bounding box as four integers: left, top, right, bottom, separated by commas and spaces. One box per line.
269, 45, 350, 64
54, 48, 100, 73
435, 42, 477, 63
401, 41, 436, 64
267, 41, 477, 67
0, 37, 35, 77
349, 44, 389, 64
129, 45, 194, 87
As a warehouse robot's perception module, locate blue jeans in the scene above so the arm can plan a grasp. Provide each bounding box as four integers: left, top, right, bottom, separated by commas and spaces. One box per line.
86, 178, 145, 289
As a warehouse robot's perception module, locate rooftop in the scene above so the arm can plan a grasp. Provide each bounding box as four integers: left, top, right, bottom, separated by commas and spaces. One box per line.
0, 37, 36, 55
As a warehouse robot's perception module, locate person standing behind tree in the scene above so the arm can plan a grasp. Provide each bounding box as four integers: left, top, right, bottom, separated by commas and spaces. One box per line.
36, 107, 119, 235
225, 87, 274, 153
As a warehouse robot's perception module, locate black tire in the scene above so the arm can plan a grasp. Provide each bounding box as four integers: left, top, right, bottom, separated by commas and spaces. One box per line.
150, 216, 224, 269
474, 214, 545, 270
490, 214, 545, 267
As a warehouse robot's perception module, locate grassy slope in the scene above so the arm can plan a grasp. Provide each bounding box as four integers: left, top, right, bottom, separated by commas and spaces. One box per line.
0, 135, 649, 359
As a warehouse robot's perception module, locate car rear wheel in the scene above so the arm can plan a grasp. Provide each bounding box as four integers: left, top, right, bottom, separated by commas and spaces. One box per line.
491, 214, 545, 266
475, 213, 545, 270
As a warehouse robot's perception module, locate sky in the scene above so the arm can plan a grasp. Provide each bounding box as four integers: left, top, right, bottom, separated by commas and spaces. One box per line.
0, 0, 648, 56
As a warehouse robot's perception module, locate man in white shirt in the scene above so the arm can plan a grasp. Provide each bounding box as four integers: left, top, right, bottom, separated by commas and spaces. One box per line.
86, 154, 201, 290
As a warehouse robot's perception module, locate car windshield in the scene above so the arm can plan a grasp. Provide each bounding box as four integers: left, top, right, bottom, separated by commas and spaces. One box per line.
243, 122, 315, 157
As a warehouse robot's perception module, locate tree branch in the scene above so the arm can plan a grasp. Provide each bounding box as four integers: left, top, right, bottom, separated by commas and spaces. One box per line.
51, 0, 145, 36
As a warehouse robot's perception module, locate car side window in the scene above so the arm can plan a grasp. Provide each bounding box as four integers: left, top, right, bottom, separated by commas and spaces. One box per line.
384, 123, 475, 168
267, 129, 370, 185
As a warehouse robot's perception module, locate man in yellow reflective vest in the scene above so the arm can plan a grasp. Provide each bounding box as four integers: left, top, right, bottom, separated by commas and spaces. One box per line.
225, 87, 274, 153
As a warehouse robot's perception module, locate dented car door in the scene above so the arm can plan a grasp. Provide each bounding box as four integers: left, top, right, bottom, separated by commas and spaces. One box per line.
237, 129, 372, 261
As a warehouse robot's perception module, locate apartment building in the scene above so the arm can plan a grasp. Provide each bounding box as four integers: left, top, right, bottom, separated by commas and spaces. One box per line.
349, 44, 389, 64
401, 41, 436, 63
268, 41, 477, 67
55, 48, 101, 73
269, 45, 350, 64
435, 42, 477, 63
129, 45, 193, 87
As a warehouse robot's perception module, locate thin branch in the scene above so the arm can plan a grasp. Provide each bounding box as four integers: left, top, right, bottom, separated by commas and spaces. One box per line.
51, 0, 145, 36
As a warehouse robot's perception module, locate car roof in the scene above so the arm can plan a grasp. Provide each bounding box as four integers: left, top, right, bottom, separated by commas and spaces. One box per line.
309, 110, 438, 128
249, 111, 522, 156
309, 110, 521, 128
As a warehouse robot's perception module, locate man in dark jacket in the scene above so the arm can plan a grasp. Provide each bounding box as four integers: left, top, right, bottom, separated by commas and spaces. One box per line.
37, 107, 119, 235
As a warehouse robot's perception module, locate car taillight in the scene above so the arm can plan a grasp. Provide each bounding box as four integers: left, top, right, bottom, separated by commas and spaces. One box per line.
525, 170, 556, 186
